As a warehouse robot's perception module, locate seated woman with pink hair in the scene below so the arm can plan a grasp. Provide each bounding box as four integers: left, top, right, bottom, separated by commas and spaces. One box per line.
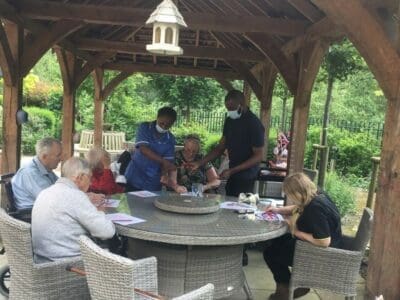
86, 147, 125, 195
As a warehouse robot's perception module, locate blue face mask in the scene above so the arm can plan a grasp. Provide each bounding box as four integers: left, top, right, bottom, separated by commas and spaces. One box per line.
156, 124, 168, 134
227, 106, 242, 119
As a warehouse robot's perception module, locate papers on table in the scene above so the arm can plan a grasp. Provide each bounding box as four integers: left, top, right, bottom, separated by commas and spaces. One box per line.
106, 213, 146, 226
129, 190, 158, 197
220, 201, 256, 211
220, 201, 284, 222
255, 211, 284, 222
103, 199, 120, 208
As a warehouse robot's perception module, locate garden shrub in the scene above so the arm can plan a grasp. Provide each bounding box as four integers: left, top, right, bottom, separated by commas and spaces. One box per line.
324, 171, 356, 217
22, 107, 57, 154
171, 122, 209, 150
304, 125, 381, 178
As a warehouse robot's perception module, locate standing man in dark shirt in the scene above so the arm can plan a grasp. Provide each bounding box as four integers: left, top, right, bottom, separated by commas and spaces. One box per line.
188, 89, 265, 197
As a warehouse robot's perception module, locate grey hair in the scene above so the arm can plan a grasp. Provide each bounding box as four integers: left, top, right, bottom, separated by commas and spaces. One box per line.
35, 137, 61, 157
86, 147, 109, 170
184, 134, 201, 149
61, 157, 91, 179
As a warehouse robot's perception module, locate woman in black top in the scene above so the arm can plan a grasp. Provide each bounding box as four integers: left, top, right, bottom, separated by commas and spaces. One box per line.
263, 172, 342, 299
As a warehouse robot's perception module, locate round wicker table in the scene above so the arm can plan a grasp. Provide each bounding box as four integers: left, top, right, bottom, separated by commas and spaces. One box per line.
109, 192, 287, 299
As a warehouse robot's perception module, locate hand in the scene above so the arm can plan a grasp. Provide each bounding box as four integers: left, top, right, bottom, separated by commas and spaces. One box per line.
174, 185, 187, 194
264, 206, 277, 213
87, 192, 106, 205
184, 161, 201, 171
219, 169, 232, 180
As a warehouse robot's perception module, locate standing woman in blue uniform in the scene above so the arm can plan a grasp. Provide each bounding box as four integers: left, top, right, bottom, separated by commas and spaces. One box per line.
125, 107, 184, 192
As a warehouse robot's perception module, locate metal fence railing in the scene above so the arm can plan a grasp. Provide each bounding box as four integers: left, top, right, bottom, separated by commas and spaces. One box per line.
173, 112, 384, 141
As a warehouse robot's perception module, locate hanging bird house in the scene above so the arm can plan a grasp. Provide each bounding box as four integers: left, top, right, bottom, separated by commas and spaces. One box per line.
146, 0, 187, 56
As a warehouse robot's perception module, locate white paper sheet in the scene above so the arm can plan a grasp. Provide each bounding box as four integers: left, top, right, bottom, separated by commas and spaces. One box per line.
103, 199, 120, 208
106, 213, 146, 225
128, 190, 158, 197
220, 201, 256, 211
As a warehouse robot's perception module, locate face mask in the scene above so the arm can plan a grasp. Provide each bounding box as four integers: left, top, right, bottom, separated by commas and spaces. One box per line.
156, 124, 168, 134
227, 106, 242, 119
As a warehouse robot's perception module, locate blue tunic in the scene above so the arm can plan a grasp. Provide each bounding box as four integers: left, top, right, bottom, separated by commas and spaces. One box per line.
125, 121, 176, 191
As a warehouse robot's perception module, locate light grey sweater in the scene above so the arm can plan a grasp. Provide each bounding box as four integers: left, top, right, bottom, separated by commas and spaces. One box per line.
32, 178, 115, 263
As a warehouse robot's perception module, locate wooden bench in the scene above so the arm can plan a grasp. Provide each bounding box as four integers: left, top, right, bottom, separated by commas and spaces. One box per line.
74, 130, 126, 156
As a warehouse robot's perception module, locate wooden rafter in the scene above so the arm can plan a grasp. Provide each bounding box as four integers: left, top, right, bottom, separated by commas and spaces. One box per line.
0, 21, 16, 85
73, 37, 265, 62
75, 52, 116, 89
0, 0, 23, 25
12, 0, 308, 36
226, 60, 263, 100
287, 0, 324, 22
245, 32, 298, 94
216, 78, 234, 91
311, 0, 400, 101
102, 71, 132, 100
103, 62, 242, 80
21, 20, 83, 77
282, 17, 341, 54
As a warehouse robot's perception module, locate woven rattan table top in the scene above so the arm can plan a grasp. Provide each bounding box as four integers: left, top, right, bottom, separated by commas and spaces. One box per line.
154, 195, 220, 214
110, 193, 287, 245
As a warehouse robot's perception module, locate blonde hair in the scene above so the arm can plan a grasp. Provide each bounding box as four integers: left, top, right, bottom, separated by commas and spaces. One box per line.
86, 147, 110, 171
283, 173, 317, 234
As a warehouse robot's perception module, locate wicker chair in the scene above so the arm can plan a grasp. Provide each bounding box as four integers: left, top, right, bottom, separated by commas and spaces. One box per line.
0, 209, 90, 299
79, 235, 214, 300
289, 208, 373, 300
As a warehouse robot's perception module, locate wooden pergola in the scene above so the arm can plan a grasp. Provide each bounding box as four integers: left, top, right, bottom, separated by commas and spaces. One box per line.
0, 0, 399, 298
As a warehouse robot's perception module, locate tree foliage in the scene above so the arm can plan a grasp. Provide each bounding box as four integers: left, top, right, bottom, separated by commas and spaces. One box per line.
145, 75, 226, 119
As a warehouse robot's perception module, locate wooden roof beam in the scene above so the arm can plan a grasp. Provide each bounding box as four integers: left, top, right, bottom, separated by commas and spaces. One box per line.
0, 0, 22, 24
226, 60, 263, 100
103, 62, 243, 80
245, 32, 298, 94
73, 37, 265, 62
101, 71, 132, 100
21, 20, 83, 77
287, 0, 324, 22
216, 79, 234, 91
282, 17, 342, 54
12, 0, 308, 36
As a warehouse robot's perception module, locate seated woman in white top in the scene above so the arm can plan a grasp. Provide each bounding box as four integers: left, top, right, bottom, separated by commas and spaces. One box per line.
32, 157, 115, 263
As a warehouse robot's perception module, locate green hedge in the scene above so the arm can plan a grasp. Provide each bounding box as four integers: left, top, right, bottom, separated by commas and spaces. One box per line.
304, 125, 381, 178
21, 107, 58, 154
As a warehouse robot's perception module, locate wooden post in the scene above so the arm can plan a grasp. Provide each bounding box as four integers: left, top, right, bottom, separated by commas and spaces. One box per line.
366, 157, 380, 209
243, 81, 252, 108
254, 63, 277, 160
310, 0, 400, 298
288, 40, 328, 174
56, 48, 78, 160
93, 68, 104, 147
92, 70, 132, 149
1, 21, 23, 173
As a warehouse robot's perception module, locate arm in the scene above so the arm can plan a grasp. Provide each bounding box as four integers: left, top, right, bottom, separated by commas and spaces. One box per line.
220, 146, 263, 179
161, 170, 187, 193
74, 193, 115, 240
196, 137, 226, 168
293, 230, 331, 247
203, 167, 221, 192
139, 145, 176, 172
267, 204, 296, 216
